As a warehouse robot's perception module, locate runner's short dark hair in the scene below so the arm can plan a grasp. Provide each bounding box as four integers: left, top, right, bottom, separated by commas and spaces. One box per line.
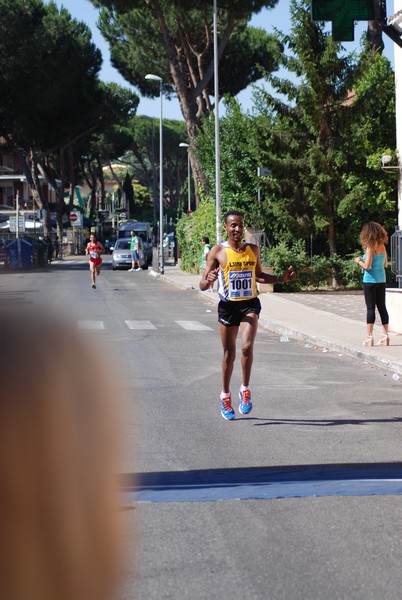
223, 210, 244, 223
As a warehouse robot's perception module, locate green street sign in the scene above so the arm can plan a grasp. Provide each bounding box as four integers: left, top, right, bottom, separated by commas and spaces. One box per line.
311, 0, 375, 41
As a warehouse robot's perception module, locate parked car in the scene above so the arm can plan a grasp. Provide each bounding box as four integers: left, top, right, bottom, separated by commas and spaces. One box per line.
111, 237, 147, 270
104, 235, 117, 254
118, 221, 153, 265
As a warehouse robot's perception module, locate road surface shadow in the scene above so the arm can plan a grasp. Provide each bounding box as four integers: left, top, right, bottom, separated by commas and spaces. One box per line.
120, 463, 402, 502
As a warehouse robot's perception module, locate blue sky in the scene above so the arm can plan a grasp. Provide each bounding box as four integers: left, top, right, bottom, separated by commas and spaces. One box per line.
53, 0, 395, 120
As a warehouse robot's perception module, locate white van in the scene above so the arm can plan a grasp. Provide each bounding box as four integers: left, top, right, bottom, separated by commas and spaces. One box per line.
118, 221, 153, 265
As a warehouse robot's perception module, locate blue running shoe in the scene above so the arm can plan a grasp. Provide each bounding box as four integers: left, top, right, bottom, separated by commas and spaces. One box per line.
221, 395, 235, 420
239, 389, 252, 414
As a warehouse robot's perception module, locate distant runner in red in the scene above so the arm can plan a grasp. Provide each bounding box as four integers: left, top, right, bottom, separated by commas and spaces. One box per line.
85, 233, 105, 289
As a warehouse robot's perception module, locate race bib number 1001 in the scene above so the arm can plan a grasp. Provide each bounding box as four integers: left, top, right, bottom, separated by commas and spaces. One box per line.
229, 270, 253, 299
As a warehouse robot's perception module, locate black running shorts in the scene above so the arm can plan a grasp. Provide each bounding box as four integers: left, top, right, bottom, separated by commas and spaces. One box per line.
218, 297, 261, 327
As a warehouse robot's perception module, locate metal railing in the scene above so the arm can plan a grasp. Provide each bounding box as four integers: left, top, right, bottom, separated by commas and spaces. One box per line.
390, 229, 402, 288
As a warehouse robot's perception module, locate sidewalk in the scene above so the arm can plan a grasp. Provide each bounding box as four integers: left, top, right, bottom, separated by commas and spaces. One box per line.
151, 263, 402, 376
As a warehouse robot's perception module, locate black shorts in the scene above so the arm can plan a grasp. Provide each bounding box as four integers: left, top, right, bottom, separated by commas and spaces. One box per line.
218, 297, 261, 327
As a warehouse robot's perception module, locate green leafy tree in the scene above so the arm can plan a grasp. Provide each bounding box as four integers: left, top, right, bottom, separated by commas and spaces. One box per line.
252, 0, 396, 275
77, 82, 139, 219
175, 199, 216, 273
89, 0, 282, 202
196, 97, 261, 222
0, 0, 104, 234
123, 172, 135, 218
118, 116, 188, 223
133, 182, 154, 222
182, 0, 396, 280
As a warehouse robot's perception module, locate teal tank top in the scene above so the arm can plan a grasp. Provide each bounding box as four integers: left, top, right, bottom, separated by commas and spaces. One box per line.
362, 253, 386, 284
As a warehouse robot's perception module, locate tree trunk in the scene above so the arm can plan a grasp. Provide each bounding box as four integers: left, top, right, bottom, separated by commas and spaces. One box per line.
108, 163, 124, 198
56, 148, 66, 243
68, 144, 75, 208
327, 211, 338, 288
148, 0, 236, 205
367, 0, 385, 54
37, 154, 65, 243
97, 156, 106, 210
82, 159, 98, 220
367, 20, 384, 54
31, 151, 51, 237
4, 138, 48, 228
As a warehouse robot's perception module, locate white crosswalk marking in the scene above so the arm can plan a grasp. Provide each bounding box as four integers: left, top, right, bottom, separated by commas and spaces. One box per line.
76, 319, 214, 331
125, 320, 157, 330
175, 320, 214, 331
78, 320, 105, 330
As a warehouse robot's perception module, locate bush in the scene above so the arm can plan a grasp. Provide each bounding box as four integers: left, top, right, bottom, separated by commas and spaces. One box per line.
264, 239, 310, 291
305, 254, 364, 289
176, 200, 216, 273
177, 213, 372, 291
334, 254, 362, 288
265, 243, 366, 290
309, 255, 332, 289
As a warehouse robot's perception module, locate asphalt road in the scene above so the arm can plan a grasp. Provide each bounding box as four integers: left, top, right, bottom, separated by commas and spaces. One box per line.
3, 257, 402, 600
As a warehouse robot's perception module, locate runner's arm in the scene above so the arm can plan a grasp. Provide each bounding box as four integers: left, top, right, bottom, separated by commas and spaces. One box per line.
253, 245, 296, 283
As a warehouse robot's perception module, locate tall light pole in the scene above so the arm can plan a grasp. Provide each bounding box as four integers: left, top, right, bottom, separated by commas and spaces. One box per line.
145, 73, 164, 274
394, 0, 402, 228
179, 142, 191, 212
213, 0, 222, 242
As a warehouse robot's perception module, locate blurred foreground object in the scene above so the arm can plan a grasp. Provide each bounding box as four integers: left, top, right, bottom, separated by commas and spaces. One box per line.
0, 310, 122, 600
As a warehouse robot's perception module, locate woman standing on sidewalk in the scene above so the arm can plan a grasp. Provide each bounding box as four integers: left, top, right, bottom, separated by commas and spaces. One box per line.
85, 233, 105, 289
354, 222, 390, 346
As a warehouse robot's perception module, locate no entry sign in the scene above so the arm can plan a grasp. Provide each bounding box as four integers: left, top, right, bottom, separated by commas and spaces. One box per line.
70, 211, 82, 226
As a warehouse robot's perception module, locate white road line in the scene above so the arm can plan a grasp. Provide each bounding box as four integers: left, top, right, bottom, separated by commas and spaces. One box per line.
125, 320, 157, 330
78, 320, 105, 330
175, 320, 214, 331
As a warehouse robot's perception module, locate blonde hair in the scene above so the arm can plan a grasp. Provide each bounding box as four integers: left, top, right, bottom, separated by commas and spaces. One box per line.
359, 222, 388, 249
0, 310, 121, 600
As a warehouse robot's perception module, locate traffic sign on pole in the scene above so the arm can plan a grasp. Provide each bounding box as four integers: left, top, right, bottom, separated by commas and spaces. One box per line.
70, 211, 82, 226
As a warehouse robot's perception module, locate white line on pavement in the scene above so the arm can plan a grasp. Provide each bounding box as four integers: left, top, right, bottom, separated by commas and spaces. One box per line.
125, 320, 157, 330
175, 320, 214, 331
77, 320, 105, 330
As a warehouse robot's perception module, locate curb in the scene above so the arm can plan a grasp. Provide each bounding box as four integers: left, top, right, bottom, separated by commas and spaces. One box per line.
259, 317, 402, 375
155, 269, 402, 377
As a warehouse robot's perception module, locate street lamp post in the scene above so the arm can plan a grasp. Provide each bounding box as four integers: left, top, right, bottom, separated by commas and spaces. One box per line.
151, 120, 157, 228
140, 115, 157, 230
145, 73, 164, 274
179, 142, 191, 212
395, 0, 402, 228
213, 0, 222, 243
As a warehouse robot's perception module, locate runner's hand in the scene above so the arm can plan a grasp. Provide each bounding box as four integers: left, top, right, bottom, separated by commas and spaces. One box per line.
206, 268, 219, 283
282, 266, 296, 282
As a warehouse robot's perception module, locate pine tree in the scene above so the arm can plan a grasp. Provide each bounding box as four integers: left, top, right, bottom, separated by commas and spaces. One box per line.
89, 0, 282, 202
253, 0, 396, 272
